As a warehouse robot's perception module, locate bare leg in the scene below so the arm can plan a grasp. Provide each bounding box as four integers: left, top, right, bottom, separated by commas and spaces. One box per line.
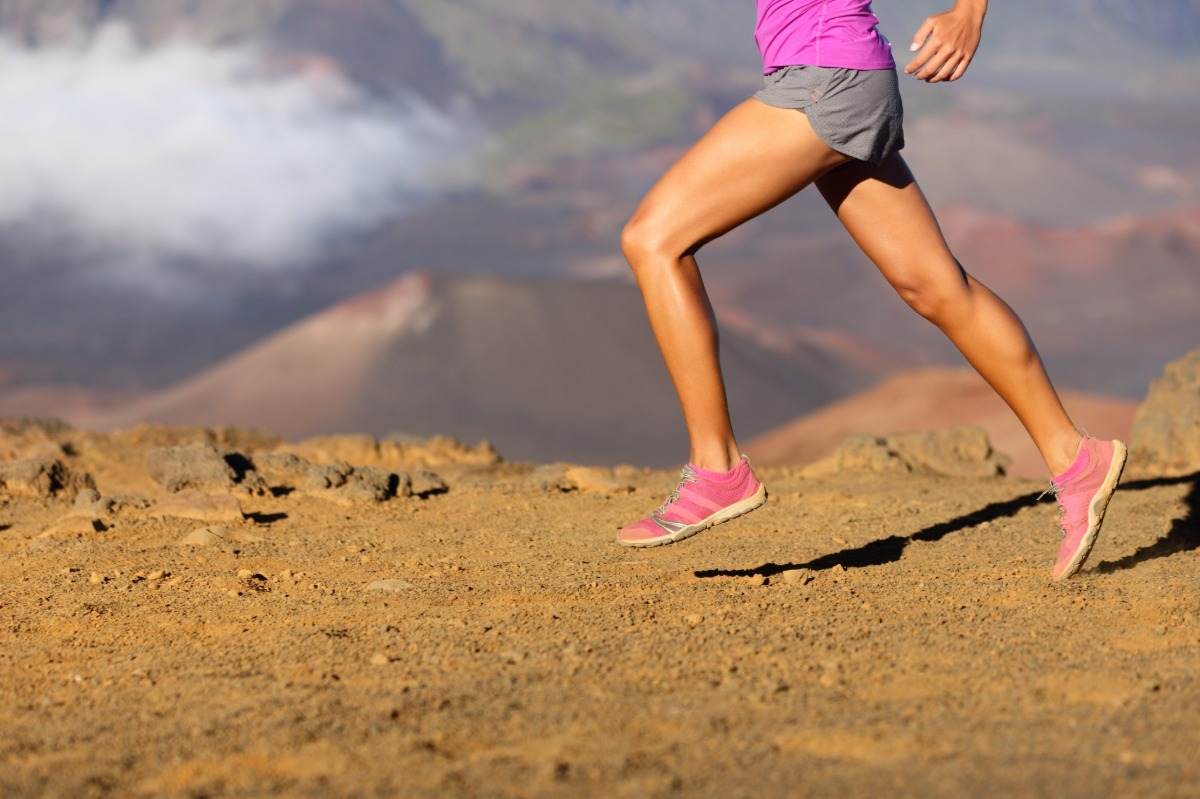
815, 154, 1083, 476
620, 98, 852, 472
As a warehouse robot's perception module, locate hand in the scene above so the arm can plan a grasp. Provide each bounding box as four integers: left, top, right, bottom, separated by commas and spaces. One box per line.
904, 1, 986, 83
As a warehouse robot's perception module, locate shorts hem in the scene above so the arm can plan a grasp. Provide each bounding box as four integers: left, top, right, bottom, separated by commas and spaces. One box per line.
751, 92, 898, 167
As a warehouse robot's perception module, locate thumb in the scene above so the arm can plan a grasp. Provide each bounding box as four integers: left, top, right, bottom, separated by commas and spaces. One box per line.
910, 17, 935, 50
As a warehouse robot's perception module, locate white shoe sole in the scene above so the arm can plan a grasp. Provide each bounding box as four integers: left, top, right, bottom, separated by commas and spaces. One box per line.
1052, 439, 1127, 581
618, 482, 768, 548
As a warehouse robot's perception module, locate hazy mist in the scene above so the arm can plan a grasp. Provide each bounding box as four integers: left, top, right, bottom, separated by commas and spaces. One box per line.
0, 23, 476, 279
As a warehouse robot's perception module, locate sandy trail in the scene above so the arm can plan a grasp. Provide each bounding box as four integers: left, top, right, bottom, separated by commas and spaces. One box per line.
1, 449, 1198, 798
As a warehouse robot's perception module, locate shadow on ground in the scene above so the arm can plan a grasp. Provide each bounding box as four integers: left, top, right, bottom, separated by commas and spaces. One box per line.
1096, 472, 1200, 573
695, 471, 1200, 580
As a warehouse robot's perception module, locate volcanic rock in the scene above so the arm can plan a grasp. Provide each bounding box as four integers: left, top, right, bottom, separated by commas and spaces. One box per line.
1131, 348, 1200, 476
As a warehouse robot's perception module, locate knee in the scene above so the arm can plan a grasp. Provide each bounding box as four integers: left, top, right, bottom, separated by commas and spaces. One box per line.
894, 273, 972, 325
620, 209, 680, 271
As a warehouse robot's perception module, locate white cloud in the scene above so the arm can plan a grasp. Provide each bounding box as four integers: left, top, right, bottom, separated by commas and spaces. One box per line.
0, 23, 475, 275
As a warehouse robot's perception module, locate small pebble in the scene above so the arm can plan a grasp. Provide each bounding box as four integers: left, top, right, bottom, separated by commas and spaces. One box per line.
370, 653, 390, 666
685, 613, 704, 627
88, 572, 105, 585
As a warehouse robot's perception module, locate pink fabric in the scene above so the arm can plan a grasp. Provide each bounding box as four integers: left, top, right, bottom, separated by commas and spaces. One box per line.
619, 455, 761, 542
1050, 437, 1116, 577
621, 518, 667, 540
755, 0, 895, 74
658, 457, 758, 524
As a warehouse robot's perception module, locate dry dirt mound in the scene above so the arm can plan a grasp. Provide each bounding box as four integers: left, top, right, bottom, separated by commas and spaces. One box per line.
1, 420, 1197, 797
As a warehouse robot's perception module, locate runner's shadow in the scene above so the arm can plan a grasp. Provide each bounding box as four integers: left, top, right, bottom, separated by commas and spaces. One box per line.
1094, 471, 1200, 573
693, 471, 1200, 580
695, 487, 1044, 579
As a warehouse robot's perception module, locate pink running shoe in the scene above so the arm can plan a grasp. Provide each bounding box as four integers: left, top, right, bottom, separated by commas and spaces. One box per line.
1042, 435, 1128, 581
617, 453, 767, 547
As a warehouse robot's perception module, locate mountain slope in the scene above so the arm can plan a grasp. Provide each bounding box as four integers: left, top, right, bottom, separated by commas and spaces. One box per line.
99, 271, 866, 466
744, 367, 1138, 479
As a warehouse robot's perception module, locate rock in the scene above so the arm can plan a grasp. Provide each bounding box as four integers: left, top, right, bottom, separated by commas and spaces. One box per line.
152, 490, 244, 523
781, 570, 813, 586
70, 488, 116, 517
528, 463, 572, 492
179, 526, 228, 546
801, 426, 1009, 479
73, 488, 101, 507
366, 578, 414, 593
254, 452, 409, 503
88, 572, 106, 585
1131, 348, 1200, 476
146, 570, 167, 581
146, 443, 238, 492
411, 469, 448, 497
345, 466, 409, 503
684, 613, 704, 627
107, 494, 152, 511
302, 460, 354, 491
0, 419, 72, 463
564, 466, 635, 494
287, 433, 501, 469
310, 467, 410, 506
0, 453, 96, 499
801, 434, 911, 479
369, 653, 390, 666
888, 427, 1010, 478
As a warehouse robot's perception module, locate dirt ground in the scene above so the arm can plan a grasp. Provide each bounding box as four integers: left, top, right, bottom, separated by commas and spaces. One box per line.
2, 428, 1198, 798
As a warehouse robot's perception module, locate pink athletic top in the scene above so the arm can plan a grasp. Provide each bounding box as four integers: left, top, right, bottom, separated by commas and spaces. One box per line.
754, 0, 895, 74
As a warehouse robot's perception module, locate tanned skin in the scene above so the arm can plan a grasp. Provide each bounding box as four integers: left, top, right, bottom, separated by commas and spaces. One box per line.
621, 0, 1084, 476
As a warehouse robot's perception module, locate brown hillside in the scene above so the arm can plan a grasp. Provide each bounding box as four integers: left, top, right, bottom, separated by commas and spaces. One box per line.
744, 367, 1137, 479
96, 271, 865, 467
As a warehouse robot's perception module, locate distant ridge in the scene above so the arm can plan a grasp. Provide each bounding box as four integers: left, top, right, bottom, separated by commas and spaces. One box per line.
102, 271, 866, 467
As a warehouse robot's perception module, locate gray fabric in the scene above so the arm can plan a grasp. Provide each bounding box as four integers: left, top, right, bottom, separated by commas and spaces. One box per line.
751, 64, 904, 167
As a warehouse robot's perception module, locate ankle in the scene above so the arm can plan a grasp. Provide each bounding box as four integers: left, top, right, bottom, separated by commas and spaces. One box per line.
689, 444, 742, 474
1046, 429, 1085, 478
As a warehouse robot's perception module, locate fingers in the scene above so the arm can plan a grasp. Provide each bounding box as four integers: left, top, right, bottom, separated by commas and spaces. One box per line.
903, 14, 977, 83
909, 17, 934, 54
903, 17, 935, 76
947, 54, 972, 82
928, 53, 962, 83
911, 47, 954, 81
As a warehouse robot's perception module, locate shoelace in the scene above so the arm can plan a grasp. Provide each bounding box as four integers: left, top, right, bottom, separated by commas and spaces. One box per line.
654, 463, 698, 517
1036, 481, 1068, 539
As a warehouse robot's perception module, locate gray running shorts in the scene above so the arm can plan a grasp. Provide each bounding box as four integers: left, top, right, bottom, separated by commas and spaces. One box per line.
752, 64, 905, 167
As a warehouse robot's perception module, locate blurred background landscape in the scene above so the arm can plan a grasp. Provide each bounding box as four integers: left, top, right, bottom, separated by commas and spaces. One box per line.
1, 0, 1197, 475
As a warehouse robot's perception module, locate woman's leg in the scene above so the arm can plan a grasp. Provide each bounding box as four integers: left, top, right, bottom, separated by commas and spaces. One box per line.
814, 153, 1083, 476
621, 98, 851, 472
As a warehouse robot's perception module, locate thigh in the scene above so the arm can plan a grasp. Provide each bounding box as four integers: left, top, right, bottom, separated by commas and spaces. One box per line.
630, 97, 853, 257
814, 153, 965, 288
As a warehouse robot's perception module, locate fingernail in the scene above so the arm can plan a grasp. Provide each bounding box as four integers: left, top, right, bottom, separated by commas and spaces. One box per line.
910, 42, 920, 51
